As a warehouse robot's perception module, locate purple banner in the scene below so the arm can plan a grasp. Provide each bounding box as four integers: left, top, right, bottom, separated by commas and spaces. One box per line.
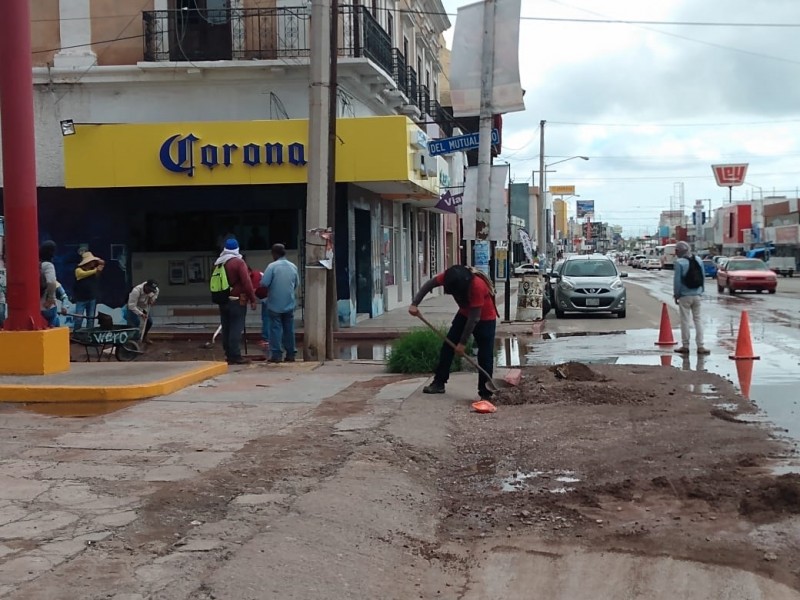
435, 190, 464, 213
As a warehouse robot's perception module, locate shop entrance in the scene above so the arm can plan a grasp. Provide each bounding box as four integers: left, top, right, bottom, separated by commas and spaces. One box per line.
354, 209, 372, 316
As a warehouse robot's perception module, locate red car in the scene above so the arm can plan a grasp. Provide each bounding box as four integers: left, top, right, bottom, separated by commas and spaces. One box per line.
716, 258, 778, 294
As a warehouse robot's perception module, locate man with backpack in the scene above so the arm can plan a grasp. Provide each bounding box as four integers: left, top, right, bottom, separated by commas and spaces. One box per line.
408, 265, 499, 402
210, 238, 257, 365
673, 241, 710, 355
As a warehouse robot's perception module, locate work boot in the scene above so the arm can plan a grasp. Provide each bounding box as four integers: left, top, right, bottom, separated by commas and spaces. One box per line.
228, 357, 251, 365
673, 346, 690, 354
284, 355, 296, 363
423, 382, 445, 394
697, 347, 711, 355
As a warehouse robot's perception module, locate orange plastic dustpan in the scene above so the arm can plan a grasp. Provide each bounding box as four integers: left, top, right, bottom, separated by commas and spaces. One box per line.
471, 400, 497, 414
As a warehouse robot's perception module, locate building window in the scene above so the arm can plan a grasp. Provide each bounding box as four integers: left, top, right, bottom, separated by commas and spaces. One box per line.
372, 0, 378, 16
403, 36, 409, 60
387, 11, 394, 45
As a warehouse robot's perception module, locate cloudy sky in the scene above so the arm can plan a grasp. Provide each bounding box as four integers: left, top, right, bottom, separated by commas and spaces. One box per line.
439, 0, 800, 235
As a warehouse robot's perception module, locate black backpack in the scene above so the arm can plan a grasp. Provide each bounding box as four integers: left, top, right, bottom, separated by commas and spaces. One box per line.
683, 255, 704, 289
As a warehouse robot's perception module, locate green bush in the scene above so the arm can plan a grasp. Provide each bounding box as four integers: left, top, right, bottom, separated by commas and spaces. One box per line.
386, 325, 474, 374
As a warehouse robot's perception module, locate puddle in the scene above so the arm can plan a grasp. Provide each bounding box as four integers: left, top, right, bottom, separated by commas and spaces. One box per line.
543, 331, 626, 340
555, 476, 581, 483
501, 471, 543, 492
687, 383, 716, 394
770, 463, 800, 476
12, 400, 140, 418
714, 403, 739, 412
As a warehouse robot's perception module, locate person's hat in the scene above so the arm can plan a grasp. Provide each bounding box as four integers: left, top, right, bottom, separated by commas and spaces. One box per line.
224, 238, 239, 251
675, 241, 691, 257
78, 251, 102, 267
145, 279, 159, 292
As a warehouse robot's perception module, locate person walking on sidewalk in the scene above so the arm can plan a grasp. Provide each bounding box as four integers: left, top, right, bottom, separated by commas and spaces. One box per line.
408, 265, 499, 401
214, 238, 257, 365
260, 243, 299, 363
673, 241, 710, 355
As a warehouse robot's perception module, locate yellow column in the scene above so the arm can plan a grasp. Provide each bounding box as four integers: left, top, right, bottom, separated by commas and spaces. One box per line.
0, 328, 70, 375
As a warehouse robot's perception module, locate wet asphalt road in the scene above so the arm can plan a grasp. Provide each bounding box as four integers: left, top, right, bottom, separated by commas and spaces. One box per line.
518, 267, 800, 447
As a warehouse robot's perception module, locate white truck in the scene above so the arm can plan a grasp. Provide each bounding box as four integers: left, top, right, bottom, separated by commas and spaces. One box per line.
768, 257, 795, 278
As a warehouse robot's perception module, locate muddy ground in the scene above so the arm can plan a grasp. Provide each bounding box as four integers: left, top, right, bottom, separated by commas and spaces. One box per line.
438, 362, 800, 590
69, 336, 237, 363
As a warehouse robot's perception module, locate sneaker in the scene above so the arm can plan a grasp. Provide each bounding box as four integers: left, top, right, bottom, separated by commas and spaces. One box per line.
674, 346, 690, 354
697, 347, 711, 355
423, 382, 445, 394
228, 357, 251, 365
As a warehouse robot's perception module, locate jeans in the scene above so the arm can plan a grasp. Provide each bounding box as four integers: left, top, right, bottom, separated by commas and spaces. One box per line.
41, 307, 59, 328
261, 302, 270, 342
268, 310, 296, 360
678, 295, 704, 348
219, 301, 247, 362
74, 299, 96, 330
125, 310, 153, 340
433, 313, 497, 399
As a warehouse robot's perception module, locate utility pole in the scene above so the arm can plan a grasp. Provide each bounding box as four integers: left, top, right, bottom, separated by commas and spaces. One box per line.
474, 0, 497, 274
304, 0, 333, 362
537, 119, 546, 266
325, 0, 339, 360
504, 164, 512, 322
0, 0, 47, 331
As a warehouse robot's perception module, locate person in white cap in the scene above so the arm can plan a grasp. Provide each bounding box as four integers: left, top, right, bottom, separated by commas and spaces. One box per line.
673, 241, 710, 355
125, 279, 159, 344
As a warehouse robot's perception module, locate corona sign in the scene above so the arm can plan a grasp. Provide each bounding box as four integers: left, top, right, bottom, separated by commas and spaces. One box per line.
712, 163, 748, 187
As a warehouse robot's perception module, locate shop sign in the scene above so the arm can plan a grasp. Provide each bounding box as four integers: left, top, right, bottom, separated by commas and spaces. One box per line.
159, 134, 308, 178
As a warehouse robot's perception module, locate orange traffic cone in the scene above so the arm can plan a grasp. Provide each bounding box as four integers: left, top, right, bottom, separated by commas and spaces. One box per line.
655, 303, 677, 346
735, 359, 754, 400
659, 354, 673, 367
729, 311, 760, 360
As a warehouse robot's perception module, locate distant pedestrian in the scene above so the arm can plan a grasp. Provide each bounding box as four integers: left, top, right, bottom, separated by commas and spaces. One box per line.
260, 243, 299, 363
73, 251, 105, 330
408, 265, 499, 401
673, 241, 710, 355
213, 238, 257, 365
125, 279, 159, 344
39, 241, 59, 327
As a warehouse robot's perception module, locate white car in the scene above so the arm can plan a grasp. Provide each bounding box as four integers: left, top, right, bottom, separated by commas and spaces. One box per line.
643, 258, 661, 270
514, 263, 539, 276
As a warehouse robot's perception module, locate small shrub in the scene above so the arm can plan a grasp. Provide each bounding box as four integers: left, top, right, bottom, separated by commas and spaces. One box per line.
386, 325, 474, 374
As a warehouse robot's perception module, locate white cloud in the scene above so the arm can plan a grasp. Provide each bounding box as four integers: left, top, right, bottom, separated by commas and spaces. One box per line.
441, 0, 800, 234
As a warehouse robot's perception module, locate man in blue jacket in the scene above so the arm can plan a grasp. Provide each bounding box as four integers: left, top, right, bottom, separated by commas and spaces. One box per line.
261, 243, 300, 363
673, 241, 710, 355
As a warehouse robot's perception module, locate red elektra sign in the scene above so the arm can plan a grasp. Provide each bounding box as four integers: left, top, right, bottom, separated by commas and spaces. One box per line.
711, 163, 748, 187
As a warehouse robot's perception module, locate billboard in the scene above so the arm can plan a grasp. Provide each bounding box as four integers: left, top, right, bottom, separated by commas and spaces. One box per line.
712, 163, 748, 187
576, 200, 595, 218
549, 185, 575, 195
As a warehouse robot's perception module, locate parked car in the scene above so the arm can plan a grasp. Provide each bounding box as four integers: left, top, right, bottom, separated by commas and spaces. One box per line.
549, 255, 628, 318
642, 258, 661, 270
513, 263, 539, 277
716, 258, 777, 294
702, 259, 718, 279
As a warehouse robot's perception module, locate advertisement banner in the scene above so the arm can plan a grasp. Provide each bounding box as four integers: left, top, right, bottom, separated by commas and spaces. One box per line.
461, 165, 510, 241
449, 0, 525, 117
434, 190, 464, 213
518, 228, 534, 263
711, 163, 748, 187
549, 185, 575, 195
576, 200, 595, 218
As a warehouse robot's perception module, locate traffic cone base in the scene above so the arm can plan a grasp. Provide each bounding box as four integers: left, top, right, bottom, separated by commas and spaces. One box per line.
655, 303, 678, 346
729, 311, 760, 360
735, 359, 754, 400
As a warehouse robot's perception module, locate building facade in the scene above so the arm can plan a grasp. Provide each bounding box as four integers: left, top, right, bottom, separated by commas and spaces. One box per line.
0, 0, 460, 327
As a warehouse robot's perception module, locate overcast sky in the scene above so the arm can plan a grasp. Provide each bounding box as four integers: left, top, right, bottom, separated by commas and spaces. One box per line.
440, 0, 800, 236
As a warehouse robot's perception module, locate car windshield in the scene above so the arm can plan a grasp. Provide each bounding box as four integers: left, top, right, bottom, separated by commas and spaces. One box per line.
703, 260, 713, 265
563, 259, 617, 277
726, 259, 768, 271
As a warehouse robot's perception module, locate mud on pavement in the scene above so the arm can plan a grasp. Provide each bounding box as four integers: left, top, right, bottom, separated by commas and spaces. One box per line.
438, 363, 800, 592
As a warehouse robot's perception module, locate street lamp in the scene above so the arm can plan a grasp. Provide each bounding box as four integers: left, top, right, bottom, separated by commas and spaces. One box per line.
541, 156, 589, 268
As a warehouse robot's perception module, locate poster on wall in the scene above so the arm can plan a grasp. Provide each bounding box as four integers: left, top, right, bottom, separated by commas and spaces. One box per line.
187, 256, 206, 283
168, 260, 186, 285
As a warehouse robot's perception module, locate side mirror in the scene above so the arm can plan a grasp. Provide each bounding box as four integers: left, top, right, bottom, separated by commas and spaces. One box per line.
549, 273, 560, 280
620, 272, 629, 278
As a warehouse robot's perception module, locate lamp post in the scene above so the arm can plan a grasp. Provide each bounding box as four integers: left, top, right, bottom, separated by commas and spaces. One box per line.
542, 156, 588, 268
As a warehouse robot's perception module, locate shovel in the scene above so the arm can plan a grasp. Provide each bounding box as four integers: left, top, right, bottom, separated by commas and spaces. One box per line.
414, 311, 520, 393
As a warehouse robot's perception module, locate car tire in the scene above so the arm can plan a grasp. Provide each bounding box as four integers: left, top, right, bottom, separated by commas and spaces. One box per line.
728, 284, 736, 295
617, 309, 627, 318
768, 289, 776, 294
555, 307, 565, 319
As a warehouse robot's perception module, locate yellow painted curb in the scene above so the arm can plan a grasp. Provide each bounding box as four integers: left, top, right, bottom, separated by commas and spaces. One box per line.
0, 362, 228, 403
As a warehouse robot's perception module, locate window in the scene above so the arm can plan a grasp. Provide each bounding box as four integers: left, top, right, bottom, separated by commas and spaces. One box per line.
403, 36, 409, 60
372, 0, 378, 15
386, 11, 393, 44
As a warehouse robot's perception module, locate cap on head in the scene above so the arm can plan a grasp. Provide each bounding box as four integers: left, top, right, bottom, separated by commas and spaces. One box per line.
145, 279, 158, 292
675, 241, 691, 257
224, 238, 239, 251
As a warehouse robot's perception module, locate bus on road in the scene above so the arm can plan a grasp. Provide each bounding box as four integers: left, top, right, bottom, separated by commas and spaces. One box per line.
661, 243, 677, 269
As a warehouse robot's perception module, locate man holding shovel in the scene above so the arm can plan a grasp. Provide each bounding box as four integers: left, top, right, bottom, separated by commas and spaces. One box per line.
408, 265, 498, 402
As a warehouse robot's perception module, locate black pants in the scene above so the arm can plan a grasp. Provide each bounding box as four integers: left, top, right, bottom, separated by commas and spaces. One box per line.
433, 313, 497, 399
219, 301, 247, 361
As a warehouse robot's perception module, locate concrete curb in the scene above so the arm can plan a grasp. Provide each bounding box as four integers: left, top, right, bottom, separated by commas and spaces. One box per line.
0, 362, 228, 403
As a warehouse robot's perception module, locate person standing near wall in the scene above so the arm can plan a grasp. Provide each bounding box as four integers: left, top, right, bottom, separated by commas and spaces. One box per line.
73, 251, 105, 330
214, 238, 257, 365
260, 243, 299, 363
39, 241, 59, 327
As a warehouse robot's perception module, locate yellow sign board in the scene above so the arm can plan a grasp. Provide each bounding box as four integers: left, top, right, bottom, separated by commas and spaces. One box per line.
549, 185, 576, 195
63, 116, 436, 193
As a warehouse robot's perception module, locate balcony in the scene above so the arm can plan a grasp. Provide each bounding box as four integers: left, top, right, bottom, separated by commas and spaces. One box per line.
143, 4, 391, 75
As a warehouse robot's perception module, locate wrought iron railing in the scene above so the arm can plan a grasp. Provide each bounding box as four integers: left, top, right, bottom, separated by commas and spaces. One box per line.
405, 66, 418, 109
418, 84, 431, 116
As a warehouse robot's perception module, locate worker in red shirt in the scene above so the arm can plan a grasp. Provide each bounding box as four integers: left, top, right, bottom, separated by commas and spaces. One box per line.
214, 238, 257, 365
408, 265, 499, 401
